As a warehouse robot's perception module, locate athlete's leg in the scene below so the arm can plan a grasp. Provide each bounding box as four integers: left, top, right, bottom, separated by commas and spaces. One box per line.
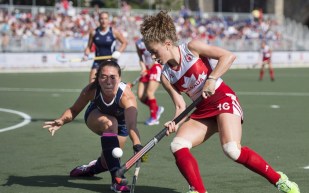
89, 68, 97, 83
217, 113, 281, 185
267, 61, 275, 81
86, 110, 126, 184
171, 118, 218, 193
259, 63, 265, 80
146, 80, 160, 119
95, 135, 128, 175
137, 81, 146, 102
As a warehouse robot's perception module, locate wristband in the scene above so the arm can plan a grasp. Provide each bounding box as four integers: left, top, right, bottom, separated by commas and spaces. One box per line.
207, 75, 217, 81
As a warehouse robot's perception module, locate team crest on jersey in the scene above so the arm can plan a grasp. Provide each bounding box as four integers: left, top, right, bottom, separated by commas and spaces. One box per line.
181, 72, 206, 91
185, 54, 193, 62
106, 36, 112, 42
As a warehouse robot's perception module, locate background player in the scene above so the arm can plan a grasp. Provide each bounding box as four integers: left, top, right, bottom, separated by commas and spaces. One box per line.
43, 60, 143, 193
133, 38, 164, 126
259, 41, 275, 81
84, 11, 127, 83
140, 11, 299, 193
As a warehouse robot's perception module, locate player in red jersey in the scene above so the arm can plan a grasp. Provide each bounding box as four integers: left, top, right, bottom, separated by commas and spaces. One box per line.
140, 11, 299, 193
133, 38, 164, 126
259, 41, 275, 81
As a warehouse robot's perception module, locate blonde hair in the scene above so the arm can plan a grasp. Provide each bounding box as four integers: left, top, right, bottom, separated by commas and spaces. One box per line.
140, 10, 177, 44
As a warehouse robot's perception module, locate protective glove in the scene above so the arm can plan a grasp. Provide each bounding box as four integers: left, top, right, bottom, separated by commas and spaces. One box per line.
133, 144, 149, 162
112, 51, 121, 60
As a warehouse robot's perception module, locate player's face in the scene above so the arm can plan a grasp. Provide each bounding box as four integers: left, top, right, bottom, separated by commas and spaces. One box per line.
99, 13, 110, 28
98, 66, 120, 95
146, 41, 170, 65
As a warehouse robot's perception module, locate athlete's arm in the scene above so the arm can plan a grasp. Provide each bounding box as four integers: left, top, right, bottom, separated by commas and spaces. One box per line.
135, 43, 147, 74
120, 87, 141, 145
113, 28, 127, 53
188, 39, 236, 80
43, 84, 94, 136
160, 74, 186, 135
84, 31, 94, 56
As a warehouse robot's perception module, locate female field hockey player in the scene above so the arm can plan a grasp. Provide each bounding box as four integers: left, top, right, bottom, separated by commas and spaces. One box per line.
140, 11, 300, 193
43, 60, 144, 193
133, 38, 164, 125
259, 41, 275, 81
84, 11, 127, 83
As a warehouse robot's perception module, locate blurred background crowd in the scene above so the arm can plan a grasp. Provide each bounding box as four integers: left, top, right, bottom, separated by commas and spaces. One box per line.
0, 0, 308, 53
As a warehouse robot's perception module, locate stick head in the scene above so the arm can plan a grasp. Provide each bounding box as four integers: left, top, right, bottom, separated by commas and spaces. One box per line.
115, 166, 127, 180
114, 176, 128, 186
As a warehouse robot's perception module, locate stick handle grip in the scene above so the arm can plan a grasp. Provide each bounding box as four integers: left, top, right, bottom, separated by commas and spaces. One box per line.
155, 95, 203, 141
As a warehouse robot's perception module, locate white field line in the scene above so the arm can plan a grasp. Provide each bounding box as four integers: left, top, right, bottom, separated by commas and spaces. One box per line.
0, 87, 309, 97
0, 87, 80, 93
0, 108, 31, 133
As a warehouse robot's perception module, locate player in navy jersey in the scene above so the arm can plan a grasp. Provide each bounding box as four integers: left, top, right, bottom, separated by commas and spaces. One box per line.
84, 12, 127, 83
43, 60, 142, 193
140, 11, 299, 193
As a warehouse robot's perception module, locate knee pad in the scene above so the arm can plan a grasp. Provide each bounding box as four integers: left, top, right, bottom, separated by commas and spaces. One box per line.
222, 141, 241, 161
170, 137, 192, 153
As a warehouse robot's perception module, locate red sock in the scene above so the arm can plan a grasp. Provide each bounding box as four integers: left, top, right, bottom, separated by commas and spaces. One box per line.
259, 69, 264, 80
269, 69, 275, 80
236, 147, 280, 184
174, 148, 206, 193
148, 98, 158, 119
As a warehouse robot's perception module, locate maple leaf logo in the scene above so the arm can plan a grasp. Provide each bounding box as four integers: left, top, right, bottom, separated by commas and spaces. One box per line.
182, 72, 207, 91
182, 74, 196, 89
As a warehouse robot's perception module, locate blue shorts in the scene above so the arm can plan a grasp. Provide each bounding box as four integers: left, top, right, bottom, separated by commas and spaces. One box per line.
84, 104, 129, 137
91, 59, 118, 69
91, 61, 100, 69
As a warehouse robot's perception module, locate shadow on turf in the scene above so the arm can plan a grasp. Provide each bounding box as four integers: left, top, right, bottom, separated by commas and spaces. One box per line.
31, 118, 85, 123
2, 175, 179, 193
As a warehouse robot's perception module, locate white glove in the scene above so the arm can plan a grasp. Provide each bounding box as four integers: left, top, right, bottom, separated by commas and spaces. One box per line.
112, 51, 121, 60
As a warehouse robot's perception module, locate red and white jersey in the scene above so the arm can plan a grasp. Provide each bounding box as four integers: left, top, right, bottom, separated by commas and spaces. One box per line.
262, 45, 271, 60
162, 43, 223, 101
136, 39, 153, 69
162, 43, 243, 120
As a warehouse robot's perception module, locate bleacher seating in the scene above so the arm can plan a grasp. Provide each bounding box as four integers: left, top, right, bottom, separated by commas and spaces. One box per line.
0, 4, 308, 53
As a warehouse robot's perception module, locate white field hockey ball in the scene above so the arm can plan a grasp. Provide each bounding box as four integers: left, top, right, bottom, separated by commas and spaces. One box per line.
112, 147, 123, 158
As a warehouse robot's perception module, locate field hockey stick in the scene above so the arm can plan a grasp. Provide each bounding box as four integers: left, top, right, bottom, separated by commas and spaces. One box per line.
131, 76, 140, 87
56, 55, 112, 63
115, 95, 203, 177
128, 75, 141, 88
130, 157, 141, 193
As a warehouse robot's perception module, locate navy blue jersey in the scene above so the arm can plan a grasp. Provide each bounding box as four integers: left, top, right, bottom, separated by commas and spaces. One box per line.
93, 27, 116, 56
84, 82, 127, 136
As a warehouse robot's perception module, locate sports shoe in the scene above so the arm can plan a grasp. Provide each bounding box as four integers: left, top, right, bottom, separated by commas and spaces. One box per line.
110, 183, 130, 193
144, 117, 159, 125
276, 172, 300, 193
186, 191, 208, 193
69, 160, 97, 177
156, 106, 165, 121
187, 186, 208, 193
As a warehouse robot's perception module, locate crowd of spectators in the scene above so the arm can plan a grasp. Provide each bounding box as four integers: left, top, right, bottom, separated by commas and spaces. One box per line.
0, 2, 285, 53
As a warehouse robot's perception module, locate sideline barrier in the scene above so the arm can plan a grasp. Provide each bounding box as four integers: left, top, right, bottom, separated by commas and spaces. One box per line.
0, 52, 309, 72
